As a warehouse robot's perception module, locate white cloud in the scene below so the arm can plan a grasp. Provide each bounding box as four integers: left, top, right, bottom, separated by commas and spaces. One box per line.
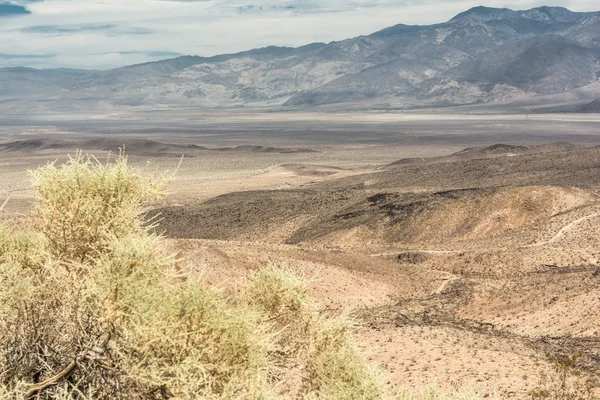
0, 0, 597, 69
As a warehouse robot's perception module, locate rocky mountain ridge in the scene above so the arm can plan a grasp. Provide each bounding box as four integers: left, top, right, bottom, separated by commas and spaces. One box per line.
1, 6, 599, 112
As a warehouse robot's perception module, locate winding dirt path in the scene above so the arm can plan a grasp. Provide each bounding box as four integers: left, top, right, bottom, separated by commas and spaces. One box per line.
527, 212, 600, 248
370, 211, 600, 257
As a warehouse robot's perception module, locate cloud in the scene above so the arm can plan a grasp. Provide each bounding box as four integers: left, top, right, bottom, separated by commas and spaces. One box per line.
0, 3, 31, 17
21, 24, 117, 34
0, 53, 54, 59
0, 52, 56, 68
115, 50, 183, 57
20, 24, 155, 36
0, 0, 597, 69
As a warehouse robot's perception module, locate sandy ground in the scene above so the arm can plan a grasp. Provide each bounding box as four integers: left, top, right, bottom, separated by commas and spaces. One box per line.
1, 113, 600, 398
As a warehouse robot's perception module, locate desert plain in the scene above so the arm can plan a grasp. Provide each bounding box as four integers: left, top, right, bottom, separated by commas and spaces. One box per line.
1, 110, 600, 398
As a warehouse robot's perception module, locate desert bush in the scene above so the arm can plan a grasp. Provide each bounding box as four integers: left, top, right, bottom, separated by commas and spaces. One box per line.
29, 151, 168, 262
248, 266, 384, 399
248, 265, 310, 322
529, 354, 596, 400
0, 153, 168, 397
0, 248, 116, 397
119, 266, 271, 399
302, 314, 384, 400
248, 265, 314, 363
0, 224, 46, 269
0, 152, 272, 399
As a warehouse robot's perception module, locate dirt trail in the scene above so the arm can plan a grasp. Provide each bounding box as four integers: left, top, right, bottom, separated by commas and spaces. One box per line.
369, 210, 600, 258
528, 211, 600, 247
431, 275, 460, 295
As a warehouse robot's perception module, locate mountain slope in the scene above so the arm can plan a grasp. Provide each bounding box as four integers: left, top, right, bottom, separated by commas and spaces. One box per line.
576, 98, 600, 112
1, 5, 600, 111
452, 35, 598, 92
419, 34, 600, 105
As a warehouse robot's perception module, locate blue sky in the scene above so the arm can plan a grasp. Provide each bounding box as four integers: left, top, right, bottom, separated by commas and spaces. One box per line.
0, 0, 597, 70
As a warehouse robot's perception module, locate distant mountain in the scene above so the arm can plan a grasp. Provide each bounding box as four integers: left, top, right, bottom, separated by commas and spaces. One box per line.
1, 5, 599, 112
575, 99, 600, 112
420, 34, 600, 105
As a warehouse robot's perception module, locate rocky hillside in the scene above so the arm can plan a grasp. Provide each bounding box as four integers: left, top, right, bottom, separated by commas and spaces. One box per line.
1, 6, 599, 111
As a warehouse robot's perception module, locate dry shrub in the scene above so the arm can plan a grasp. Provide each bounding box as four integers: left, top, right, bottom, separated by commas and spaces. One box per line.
0, 225, 45, 269
530, 354, 596, 400
119, 269, 271, 399
0, 153, 170, 398
0, 152, 270, 399
248, 266, 310, 322
303, 314, 383, 400
29, 151, 168, 262
248, 266, 384, 399
0, 240, 117, 397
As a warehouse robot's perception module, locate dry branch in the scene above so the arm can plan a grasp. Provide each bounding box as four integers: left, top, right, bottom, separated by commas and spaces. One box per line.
25, 360, 77, 399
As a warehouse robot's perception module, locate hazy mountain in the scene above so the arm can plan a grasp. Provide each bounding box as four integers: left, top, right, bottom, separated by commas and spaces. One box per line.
420, 34, 600, 105
575, 98, 600, 112
1, 5, 600, 112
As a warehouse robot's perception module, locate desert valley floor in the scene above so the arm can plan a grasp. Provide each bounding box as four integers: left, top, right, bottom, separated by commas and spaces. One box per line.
1, 111, 600, 398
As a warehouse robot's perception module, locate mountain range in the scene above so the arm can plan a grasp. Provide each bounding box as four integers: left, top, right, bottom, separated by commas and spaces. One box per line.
1, 5, 600, 113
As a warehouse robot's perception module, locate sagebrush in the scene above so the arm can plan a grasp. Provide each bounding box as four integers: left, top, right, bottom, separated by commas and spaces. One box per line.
0, 152, 391, 399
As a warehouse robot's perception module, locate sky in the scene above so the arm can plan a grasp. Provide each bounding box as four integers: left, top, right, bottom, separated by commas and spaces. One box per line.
0, 0, 598, 70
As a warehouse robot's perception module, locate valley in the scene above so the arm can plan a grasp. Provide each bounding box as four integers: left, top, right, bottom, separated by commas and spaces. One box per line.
1, 112, 599, 398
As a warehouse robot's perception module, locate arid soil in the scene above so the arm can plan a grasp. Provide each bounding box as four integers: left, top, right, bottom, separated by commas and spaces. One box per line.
1, 114, 600, 398
151, 144, 600, 398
